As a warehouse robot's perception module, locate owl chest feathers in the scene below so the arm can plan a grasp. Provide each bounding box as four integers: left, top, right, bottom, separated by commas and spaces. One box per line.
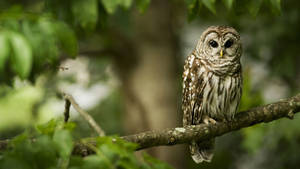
183, 54, 242, 124
200, 69, 242, 121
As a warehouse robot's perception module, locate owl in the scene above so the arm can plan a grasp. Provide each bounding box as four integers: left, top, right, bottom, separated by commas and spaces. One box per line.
182, 26, 242, 163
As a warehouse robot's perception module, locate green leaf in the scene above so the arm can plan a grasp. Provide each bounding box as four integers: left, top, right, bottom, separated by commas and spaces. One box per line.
269, 0, 281, 14
63, 122, 77, 131
136, 0, 150, 13
23, 19, 59, 67
222, 0, 234, 10
0, 128, 177, 169
36, 119, 58, 136
248, 0, 263, 17
9, 32, 32, 79
186, 0, 198, 9
0, 32, 10, 73
0, 85, 44, 130
83, 155, 111, 169
100, 0, 134, 14
101, 0, 119, 14
69, 156, 84, 168
32, 135, 58, 167
121, 0, 133, 9
186, 0, 202, 21
54, 22, 78, 58
10, 132, 28, 147
202, 0, 216, 14
53, 129, 73, 157
71, 0, 98, 31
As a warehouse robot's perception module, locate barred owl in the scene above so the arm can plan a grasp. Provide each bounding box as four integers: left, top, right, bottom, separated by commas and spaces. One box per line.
182, 26, 242, 163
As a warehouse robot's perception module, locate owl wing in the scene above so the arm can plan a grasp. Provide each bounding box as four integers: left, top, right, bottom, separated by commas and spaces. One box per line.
182, 53, 215, 163
182, 53, 206, 126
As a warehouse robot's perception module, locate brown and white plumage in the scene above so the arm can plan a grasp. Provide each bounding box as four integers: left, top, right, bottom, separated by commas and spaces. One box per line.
182, 26, 243, 163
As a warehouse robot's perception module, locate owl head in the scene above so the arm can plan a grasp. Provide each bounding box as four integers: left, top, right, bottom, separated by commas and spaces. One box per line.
196, 26, 242, 62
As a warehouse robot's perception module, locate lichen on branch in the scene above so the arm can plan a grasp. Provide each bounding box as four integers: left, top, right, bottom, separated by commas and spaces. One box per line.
0, 94, 300, 156
121, 93, 300, 150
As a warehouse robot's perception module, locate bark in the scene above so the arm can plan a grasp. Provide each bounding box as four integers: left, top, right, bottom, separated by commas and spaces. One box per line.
122, 93, 300, 149
1, 93, 299, 155
111, 0, 184, 167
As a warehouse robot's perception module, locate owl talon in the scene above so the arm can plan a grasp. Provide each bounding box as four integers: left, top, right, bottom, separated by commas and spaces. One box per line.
203, 116, 217, 125
209, 118, 217, 124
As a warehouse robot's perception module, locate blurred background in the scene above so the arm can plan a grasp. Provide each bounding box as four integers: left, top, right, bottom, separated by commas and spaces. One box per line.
0, 0, 300, 169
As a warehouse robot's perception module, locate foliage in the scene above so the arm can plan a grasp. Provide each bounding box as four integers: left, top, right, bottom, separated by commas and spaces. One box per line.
0, 0, 149, 84
0, 83, 44, 131
0, 8, 77, 83
186, 0, 282, 21
0, 119, 173, 169
0, 0, 284, 84
0, 0, 299, 169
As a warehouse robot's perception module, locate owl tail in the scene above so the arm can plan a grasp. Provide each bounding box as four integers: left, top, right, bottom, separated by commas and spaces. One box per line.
189, 139, 215, 163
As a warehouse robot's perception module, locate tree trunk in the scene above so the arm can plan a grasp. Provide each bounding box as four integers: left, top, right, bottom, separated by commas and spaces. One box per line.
114, 0, 186, 168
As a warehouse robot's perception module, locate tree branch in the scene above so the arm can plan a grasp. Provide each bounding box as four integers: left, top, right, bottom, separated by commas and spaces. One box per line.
70, 93, 300, 155
121, 93, 300, 150
63, 93, 106, 136
121, 94, 300, 150
1, 94, 300, 156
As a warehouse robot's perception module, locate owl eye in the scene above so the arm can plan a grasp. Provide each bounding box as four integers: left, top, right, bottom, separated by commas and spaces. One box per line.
209, 40, 218, 48
224, 39, 234, 48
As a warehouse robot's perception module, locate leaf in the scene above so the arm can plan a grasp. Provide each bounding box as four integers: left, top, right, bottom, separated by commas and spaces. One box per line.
98, 144, 119, 161
136, 0, 150, 13
222, 0, 234, 10
63, 122, 77, 131
186, 0, 198, 9
69, 156, 84, 168
269, 0, 281, 14
8, 32, 32, 79
53, 130, 73, 158
36, 119, 58, 136
83, 155, 110, 169
120, 0, 133, 9
23, 19, 59, 67
0, 85, 44, 130
54, 22, 78, 58
101, 0, 133, 13
248, 0, 263, 17
113, 137, 139, 152
32, 135, 58, 168
0, 155, 32, 169
0, 32, 10, 73
186, 0, 202, 21
71, 0, 98, 31
10, 132, 28, 147
101, 0, 120, 14
202, 0, 216, 14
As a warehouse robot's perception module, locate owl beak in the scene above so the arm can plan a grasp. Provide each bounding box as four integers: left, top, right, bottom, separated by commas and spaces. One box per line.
220, 49, 224, 58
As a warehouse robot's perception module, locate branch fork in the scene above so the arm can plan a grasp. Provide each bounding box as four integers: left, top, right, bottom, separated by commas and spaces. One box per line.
63, 93, 105, 136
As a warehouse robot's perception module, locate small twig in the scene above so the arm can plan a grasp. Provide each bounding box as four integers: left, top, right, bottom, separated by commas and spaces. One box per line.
64, 99, 71, 122
63, 93, 105, 136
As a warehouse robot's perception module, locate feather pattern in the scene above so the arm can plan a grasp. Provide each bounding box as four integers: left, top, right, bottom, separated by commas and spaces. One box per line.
182, 26, 242, 163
